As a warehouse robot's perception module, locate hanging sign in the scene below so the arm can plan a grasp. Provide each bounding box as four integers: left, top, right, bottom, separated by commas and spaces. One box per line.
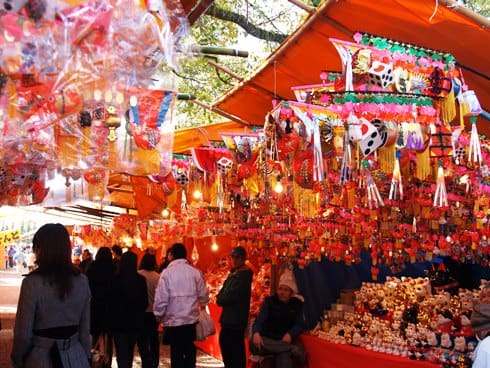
0, 229, 21, 246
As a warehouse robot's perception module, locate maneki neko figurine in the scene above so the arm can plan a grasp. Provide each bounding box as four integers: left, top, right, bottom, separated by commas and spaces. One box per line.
440, 332, 453, 349
426, 330, 438, 347
453, 336, 466, 352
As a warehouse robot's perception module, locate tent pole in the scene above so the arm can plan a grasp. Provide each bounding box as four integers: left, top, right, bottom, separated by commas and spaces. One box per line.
455, 61, 490, 81
192, 46, 249, 58
288, 0, 315, 13
480, 110, 490, 122
207, 60, 244, 81
190, 99, 251, 126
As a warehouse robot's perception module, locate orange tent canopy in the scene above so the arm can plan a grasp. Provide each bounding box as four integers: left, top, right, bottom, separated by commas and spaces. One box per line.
173, 121, 253, 154
215, 0, 490, 136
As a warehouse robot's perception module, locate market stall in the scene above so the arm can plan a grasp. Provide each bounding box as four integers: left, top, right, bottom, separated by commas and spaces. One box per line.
0, 1, 489, 367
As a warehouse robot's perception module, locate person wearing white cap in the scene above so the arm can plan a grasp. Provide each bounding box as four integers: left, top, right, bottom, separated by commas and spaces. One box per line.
250, 269, 306, 368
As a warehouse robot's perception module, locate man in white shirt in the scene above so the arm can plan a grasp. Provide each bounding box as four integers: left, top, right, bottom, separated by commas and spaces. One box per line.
153, 243, 209, 368
471, 286, 490, 368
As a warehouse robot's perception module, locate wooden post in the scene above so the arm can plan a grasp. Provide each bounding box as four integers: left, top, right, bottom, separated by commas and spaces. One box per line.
192, 46, 249, 58
270, 263, 277, 295
190, 99, 251, 126
288, 0, 314, 13
207, 60, 244, 81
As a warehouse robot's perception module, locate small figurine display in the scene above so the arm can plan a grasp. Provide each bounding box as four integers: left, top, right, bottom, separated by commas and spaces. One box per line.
314, 276, 481, 366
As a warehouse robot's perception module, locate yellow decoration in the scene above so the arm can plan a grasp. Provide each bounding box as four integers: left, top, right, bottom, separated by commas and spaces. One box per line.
378, 144, 395, 174
459, 103, 465, 131
134, 149, 160, 175
434, 89, 456, 124
293, 181, 318, 218
415, 146, 431, 180
86, 182, 105, 202
243, 174, 260, 197
57, 132, 80, 168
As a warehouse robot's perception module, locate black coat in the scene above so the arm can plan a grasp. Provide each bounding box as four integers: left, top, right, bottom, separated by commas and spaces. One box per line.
86, 259, 115, 335
252, 294, 304, 340
108, 272, 148, 332
216, 265, 253, 329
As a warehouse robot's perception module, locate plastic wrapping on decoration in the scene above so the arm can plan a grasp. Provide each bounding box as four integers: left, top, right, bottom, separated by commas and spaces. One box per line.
0, 0, 191, 206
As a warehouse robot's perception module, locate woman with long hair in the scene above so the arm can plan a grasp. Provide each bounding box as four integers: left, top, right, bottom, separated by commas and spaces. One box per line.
11, 223, 91, 368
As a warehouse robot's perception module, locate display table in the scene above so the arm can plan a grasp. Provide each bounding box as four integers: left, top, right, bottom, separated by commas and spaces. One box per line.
298, 334, 437, 368
196, 304, 437, 368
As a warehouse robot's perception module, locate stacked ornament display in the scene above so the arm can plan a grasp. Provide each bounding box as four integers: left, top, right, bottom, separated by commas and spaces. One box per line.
313, 277, 486, 367
0, 0, 186, 206
202, 32, 490, 275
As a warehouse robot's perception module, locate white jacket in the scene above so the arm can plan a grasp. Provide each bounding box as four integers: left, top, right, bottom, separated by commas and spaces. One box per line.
473, 336, 490, 368
153, 259, 209, 327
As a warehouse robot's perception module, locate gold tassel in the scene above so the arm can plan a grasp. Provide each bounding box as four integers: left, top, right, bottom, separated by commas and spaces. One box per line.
378, 144, 395, 174
415, 146, 431, 180
458, 93, 470, 117
7, 80, 17, 119
434, 89, 456, 124
459, 103, 465, 131
293, 182, 317, 218
81, 126, 91, 163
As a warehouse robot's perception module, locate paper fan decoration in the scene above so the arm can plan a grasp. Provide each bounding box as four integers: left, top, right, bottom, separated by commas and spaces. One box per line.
221, 133, 260, 165
329, 38, 369, 91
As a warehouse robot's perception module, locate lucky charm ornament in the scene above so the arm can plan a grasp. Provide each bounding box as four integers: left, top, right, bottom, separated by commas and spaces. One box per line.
433, 161, 448, 208
360, 160, 384, 210
468, 117, 482, 165
388, 151, 403, 201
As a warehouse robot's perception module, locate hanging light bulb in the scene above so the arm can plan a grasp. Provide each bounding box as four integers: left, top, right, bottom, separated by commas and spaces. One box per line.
193, 189, 203, 200
274, 181, 284, 194
161, 208, 170, 218
211, 236, 218, 252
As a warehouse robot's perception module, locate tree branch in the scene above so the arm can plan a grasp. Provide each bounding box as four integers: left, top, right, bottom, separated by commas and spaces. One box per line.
205, 4, 288, 44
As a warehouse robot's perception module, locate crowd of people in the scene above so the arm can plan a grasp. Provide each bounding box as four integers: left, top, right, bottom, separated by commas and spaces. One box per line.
9, 223, 309, 368
13, 222, 490, 368
4, 245, 36, 273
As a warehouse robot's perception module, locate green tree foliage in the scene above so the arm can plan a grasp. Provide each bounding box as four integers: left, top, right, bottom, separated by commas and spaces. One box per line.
174, 0, 488, 129
175, 0, 305, 128
464, 0, 490, 17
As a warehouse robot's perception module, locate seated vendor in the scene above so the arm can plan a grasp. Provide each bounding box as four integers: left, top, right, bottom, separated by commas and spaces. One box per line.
250, 270, 306, 368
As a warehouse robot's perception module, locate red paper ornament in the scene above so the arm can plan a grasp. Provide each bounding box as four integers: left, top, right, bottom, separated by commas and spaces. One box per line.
292, 147, 314, 189
237, 163, 257, 180
277, 132, 300, 160
133, 125, 161, 150
83, 168, 105, 184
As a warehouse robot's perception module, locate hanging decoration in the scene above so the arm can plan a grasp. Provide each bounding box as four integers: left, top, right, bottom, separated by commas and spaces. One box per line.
360, 160, 384, 209
388, 151, 403, 201
468, 117, 482, 165
433, 161, 448, 208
